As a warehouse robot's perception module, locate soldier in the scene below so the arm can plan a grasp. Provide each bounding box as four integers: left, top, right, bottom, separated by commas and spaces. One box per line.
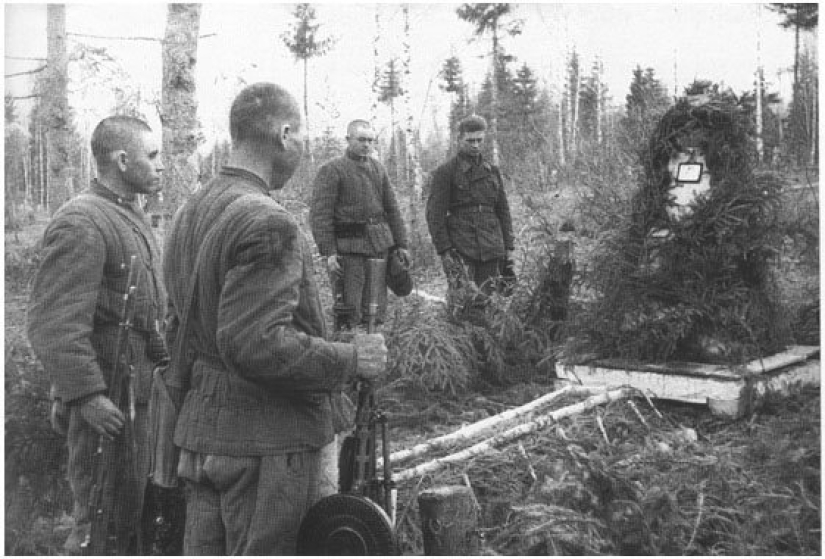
162, 83, 388, 554
310, 119, 410, 330
27, 115, 168, 554
426, 115, 515, 309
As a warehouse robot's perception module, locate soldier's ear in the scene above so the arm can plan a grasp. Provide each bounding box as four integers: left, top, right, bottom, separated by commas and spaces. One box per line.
111, 150, 128, 172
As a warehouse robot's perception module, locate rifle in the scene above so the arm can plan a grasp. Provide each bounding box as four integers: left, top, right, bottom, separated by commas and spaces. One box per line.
339, 258, 395, 520
84, 255, 143, 555
296, 257, 398, 554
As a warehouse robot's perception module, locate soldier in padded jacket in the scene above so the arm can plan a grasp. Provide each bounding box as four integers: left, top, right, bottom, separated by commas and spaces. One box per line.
27, 116, 168, 554
310, 119, 409, 329
163, 83, 388, 555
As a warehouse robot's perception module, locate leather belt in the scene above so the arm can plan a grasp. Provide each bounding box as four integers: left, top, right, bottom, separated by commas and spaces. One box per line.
450, 204, 495, 214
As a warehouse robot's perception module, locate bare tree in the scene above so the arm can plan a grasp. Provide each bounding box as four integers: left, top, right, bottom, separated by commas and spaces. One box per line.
154, 3, 201, 224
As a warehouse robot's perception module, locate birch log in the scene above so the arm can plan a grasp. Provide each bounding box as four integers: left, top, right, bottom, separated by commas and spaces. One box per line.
394, 388, 629, 483
382, 385, 590, 469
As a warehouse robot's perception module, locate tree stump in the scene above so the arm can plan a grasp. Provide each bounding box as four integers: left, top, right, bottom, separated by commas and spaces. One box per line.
418, 485, 478, 556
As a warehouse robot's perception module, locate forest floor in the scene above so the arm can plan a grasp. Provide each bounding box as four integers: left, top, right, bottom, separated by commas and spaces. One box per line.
5, 184, 821, 554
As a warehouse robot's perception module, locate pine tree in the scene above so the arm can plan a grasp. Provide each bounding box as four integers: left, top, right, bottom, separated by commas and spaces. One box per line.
579, 57, 609, 148
282, 3, 336, 158
768, 3, 818, 166
456, 3, 522, 165
620, 66, 671, 158
379, 58, 404, 184
439, 55, 470, 140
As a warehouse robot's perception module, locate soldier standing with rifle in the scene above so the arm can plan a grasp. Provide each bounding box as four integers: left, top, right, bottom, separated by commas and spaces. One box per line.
27, 116, 168, 554
162, 83, 388, 555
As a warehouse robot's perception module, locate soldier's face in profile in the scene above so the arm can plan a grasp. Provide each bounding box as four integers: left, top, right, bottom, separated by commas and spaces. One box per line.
459, 130, 485, 157
123, 131, 164, 195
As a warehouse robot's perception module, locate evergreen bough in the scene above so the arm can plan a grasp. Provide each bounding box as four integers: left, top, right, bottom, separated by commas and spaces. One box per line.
564, 96, 791, 364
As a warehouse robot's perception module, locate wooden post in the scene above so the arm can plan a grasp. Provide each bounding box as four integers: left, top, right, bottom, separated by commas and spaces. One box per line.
418, 485, 478, 556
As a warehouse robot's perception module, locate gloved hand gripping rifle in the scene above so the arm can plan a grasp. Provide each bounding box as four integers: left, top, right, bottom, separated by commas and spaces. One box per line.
85, 255, 144, 555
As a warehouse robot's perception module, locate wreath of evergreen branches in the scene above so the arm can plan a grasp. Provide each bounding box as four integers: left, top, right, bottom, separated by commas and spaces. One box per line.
563, 96, 791, 364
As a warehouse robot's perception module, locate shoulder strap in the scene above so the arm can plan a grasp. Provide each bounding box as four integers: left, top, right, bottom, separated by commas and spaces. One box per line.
165, 194, 257, 392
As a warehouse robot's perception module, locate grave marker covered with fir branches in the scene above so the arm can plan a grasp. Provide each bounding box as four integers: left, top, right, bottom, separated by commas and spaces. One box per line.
563, 95, 792, 364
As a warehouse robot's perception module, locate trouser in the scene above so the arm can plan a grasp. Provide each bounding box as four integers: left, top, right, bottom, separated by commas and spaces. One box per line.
180, 438, 338, 555
330, 252, 388, 330
65, 404, 150, 555
443, 252, 504, 313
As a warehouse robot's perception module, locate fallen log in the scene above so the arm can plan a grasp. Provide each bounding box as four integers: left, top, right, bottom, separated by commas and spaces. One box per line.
382, 385, 591, 469
394, 388, 630, 483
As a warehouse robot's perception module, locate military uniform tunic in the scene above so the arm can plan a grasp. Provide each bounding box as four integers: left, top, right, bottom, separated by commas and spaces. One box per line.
27, 180, 167, 553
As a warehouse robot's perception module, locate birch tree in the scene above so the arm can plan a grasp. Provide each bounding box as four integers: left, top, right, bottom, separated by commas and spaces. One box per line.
45, 4, 73, 212
401, 4, 423, 245
156, 3, 201, 221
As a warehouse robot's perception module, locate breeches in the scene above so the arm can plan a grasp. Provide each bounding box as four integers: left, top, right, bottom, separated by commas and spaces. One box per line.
180, 438, 338, 555
330, 252, 388, 328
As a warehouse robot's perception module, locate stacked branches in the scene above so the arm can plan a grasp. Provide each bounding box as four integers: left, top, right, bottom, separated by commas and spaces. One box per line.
562, 97, 792, 364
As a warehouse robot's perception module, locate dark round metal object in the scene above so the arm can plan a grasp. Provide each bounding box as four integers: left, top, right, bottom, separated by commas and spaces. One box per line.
297, 494, 396, 556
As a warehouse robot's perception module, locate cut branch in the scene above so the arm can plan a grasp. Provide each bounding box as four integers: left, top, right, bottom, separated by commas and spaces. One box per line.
5, 66, 47, 78
382, 385, 590, 468
67, 32, 216, 42
393, 388, 630, 483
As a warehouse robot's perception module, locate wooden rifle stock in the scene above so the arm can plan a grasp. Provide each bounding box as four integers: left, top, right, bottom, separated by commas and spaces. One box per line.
85, 255, 143, 555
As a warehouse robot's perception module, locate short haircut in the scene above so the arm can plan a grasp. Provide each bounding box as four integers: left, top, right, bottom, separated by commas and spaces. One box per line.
90, 116, 152, 166
458, 114, 487, 136
230, 83, 301, 144
346, 119, 372, 137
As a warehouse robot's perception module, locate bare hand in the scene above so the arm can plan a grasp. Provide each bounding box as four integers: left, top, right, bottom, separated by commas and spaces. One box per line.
353, 333, 388, 381
79, 394, 125, 440
327, 255, 342, 275
396, 248, 411, 267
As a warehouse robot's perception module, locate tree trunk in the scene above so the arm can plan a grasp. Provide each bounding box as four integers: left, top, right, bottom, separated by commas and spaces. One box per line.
595, 59, 603, 146
371, 6, 381, 125
154, 3, 201, 226
755, 5, 764, 163
401, 4, 422, 249
557, 100, 566, 166
45, 4, 73, 213
418, 486, 479, 556
303, 56, 313, 162
489, 26, 500, 166
809, 76, 817, 166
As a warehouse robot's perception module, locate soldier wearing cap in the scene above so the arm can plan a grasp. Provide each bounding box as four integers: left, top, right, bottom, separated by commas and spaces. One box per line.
426, 115, 515, 309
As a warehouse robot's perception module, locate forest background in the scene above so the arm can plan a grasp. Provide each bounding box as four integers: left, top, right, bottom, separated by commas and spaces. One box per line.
4, 2, 820, 555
